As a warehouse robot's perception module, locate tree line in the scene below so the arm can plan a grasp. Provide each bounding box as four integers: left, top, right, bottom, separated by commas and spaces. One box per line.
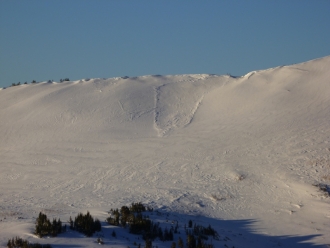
8, 78, 70, 87
7, 237, 51, 248
7, 202, 219, 248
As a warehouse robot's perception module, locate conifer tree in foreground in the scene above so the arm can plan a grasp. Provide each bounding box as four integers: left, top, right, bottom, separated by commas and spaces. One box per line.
35, 212, 62, 237
178, 237, 184, 248
144, 239, 152, 248
72, 211, 101, 237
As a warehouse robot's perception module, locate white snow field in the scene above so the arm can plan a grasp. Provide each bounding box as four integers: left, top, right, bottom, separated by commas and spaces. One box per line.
0, 56, 330, 247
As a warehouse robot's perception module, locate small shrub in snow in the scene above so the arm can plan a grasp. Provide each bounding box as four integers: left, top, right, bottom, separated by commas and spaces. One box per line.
96, 237, 104, 245
313, 183, 330, 196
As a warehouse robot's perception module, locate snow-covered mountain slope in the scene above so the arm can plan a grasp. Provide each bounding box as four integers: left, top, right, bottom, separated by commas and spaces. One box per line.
0, 56, 330, 247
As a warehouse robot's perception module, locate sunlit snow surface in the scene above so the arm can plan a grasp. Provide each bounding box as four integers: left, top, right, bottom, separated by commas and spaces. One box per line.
1, 56, 330, 247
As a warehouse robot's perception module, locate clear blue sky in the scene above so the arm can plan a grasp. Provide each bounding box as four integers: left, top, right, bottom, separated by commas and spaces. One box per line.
1, 1, 330, 88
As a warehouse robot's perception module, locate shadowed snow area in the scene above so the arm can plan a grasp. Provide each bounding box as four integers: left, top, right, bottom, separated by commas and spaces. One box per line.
0, 56, 330, 247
